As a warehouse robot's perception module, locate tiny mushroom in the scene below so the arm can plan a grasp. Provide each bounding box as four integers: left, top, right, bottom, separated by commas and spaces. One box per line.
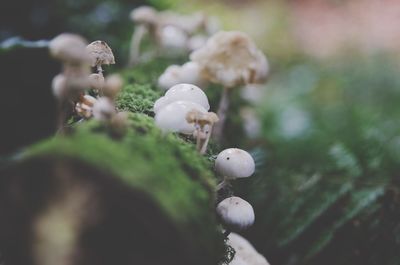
103, 74, 123, 100
216, 196, 255, 233
215, 148, 255, 190
88, 73, 105, 92
92, 97, 116, 121
157, 62, 206, 90
153, 83, 210, 113
158, 25, 189, 56
190, 31, 269, 140
75, 95, 97, 119
186, 109, 219, 154
154, 100, 206, 134
86, 40, 115, 74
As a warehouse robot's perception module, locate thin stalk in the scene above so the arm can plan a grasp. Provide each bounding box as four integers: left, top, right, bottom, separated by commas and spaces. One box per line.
212, 86, 231, 141
199, 125, 213, 155
128, 25, 147, 67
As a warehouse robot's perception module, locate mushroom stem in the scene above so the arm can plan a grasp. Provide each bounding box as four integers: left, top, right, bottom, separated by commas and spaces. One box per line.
199, 125, 213, 155
96, 65, 103, 74
195, 127, 202, 152
212, 86, 230, 142
128, 24, 147, 67
216, 177, 228, 191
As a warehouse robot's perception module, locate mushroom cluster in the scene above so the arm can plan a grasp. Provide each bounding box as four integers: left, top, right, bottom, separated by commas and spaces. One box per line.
50, 34, 126, 133
154, 83, 218, 154
215, 148, 256, 236
128, 6, 219, 66
158, 31, 269, 141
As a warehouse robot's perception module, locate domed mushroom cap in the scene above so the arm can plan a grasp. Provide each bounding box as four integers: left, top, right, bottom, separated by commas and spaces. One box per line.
92, 97, 116, 121
154, 100, 206, 134
86, 40, 115, 67
153, 83, 209, 113
158, 25, 188, 54
130, 6, 158, 24
228, 233, 270, 265
49, 33, 90, 64
216, 196, 255, 230
157, 62, 206, 90
190, 31, 268, 88
88, 73, 105, 91
104, 74, 123, 99
215, 148, 255, 179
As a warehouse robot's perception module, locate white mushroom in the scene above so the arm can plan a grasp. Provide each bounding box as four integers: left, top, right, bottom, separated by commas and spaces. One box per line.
215, 148, 255, 179
228, 233, 270, 265
129, 6, 158, 25
103, 74, 123, 100
92, 97, 116, 121
158, 25, 189, 56
188, 34, 208, 51
153, 83, 210, 113
49, 33, 90, 65
216, 196, 255, 231
154, 101, 206, 134
157, 62, 206, 90
190, 31, 269, 140
88, 73, 105, 92
186, 110, 219, 154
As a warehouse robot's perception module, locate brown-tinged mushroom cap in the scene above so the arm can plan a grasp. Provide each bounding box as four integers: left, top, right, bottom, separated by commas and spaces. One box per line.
186, 110, 219, 127
86, 40, 115, 68
49, 33, 90, 64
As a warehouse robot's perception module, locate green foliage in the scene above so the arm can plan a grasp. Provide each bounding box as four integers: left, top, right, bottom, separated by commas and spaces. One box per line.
243, 57, 400, 265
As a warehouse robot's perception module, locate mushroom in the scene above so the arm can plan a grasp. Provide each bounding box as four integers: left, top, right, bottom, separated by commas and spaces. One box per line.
215, 148, 255, 190
188, 34, 208, 51
86, 40, 115, 74
228, 233, 270, 265
153, 83, 210, 113
88, 73, 105, 92
190, 31, 269, 141
154, 101, 206, 134
216, 196, 255, 234
158, 25, 189, 56
92, 97, 116, 121
75, 95, 97, 119
186, 109, 219, 154
157, 62, 206, 90
49, 33, 90, 65
103, 74, 123, 100
128, 6, 159, 66
49, 33, 91, 133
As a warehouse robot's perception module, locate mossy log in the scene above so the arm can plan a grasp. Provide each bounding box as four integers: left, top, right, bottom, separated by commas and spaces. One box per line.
0, 113, 225, 265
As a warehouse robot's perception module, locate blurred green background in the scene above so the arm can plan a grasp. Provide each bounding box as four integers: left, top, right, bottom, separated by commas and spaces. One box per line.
1, 0, 400, 264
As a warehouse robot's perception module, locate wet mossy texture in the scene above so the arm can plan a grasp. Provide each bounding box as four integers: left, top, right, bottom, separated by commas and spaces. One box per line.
0, 60, 225, 265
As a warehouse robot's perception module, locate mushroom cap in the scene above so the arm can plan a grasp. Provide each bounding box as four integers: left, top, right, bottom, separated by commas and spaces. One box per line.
130, 6, 158, 24
49, 33, 90, 64
154, 100, 206, 134
92, 97, 116, 121
215, 148, 255, 179
228, 233, 270, 265
51, 74, 67, 99
158, 25, 189, 54
88, 73, 105, 91
86, 40, 115, 67
216, 196, 255, 230
157, 62, 207, 90
104, 74, 123, 99
186, 110, 219, 127
190, 31, 268, 88
154, 83, 210, 113
159, 11, 205, 35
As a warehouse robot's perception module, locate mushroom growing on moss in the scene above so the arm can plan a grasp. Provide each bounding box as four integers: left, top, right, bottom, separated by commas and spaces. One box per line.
190, 31, 269, 141
75, 95, 97, 119
92, 97, 116, 122
215, 148, 255, 190
86, 40, 115, 75
216, 196, 255, 235
228, 233, 270, 265
154, 83, 210, 113
157, 62, 206, 90
186, 109, 219, 154
154, 101, 207, 134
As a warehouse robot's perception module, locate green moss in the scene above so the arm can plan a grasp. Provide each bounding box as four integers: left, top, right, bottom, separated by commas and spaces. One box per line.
116, 83, 161, 115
